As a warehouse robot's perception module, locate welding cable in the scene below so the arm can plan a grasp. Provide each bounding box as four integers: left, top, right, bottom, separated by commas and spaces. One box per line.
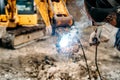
93, 28, 102, 80
95, 45, 102, 80
79, 40, 91, 80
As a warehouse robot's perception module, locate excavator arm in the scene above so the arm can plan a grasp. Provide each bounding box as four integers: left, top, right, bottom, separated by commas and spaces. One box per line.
34, 0, 51, 27
6, 0, 17, 21
35, 0, 73, 27
5, 0, 18, 27
0, 0, 18, 27
34, 0, 73, 35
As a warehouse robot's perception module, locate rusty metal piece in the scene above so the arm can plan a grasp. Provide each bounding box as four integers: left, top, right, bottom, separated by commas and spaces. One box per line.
54, 15, 73, 27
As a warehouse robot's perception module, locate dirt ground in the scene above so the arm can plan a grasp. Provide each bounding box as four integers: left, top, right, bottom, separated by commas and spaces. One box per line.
0, 0, 120, 80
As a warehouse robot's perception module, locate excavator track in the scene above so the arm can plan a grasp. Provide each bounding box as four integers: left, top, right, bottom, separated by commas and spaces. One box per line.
1, 25, 45, 49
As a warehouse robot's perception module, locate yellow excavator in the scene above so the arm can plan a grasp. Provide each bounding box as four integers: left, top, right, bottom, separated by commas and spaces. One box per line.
0, 0, 73, 48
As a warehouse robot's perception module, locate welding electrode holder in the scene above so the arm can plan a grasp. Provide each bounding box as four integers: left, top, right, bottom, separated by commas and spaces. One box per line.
89, 36, 100, 46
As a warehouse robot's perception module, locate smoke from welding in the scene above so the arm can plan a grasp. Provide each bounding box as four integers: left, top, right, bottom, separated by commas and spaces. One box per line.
76, 0, 92, 28
74, 0, 92, 38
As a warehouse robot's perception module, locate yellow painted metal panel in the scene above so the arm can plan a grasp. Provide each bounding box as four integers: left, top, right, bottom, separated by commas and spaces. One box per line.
34, 0, 51, 27
0, 14, 38, 27
52, 0, 68, 15
0, 15, 7, 21
18, 14, 37, 26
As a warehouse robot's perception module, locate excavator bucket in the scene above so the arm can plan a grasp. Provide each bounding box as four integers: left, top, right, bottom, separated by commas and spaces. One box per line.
48, 0, 73, 27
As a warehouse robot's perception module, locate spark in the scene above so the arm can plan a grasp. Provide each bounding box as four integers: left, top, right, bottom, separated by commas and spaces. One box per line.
59, 34, 70, 48
58, 26, 80, 50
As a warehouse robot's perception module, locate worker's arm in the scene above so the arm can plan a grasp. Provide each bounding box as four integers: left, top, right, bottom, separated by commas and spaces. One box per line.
115, 29, 120, 51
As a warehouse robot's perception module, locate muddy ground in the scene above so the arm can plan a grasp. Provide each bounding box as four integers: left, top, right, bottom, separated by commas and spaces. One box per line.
0, 0, 120, 80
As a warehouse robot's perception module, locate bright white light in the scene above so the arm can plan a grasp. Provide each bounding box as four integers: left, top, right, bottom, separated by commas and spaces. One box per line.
59, 27, 79, 48
59, 34, 70, 48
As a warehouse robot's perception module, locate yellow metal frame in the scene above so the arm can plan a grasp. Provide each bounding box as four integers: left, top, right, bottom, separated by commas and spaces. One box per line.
18, 14, 37, 26
34, 0, 51, 27
0, 15, 7, 22
0, 14, 37, 27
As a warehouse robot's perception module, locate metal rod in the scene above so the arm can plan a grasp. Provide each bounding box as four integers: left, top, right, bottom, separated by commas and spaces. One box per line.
95, 45, 102, 80
79, 40, 91, 80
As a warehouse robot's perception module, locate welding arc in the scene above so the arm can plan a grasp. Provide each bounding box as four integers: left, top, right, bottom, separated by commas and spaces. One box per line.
95, 45, 102, 80
79, 40, 91, 80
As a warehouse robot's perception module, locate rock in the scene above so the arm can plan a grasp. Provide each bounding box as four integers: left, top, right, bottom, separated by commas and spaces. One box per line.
25, 67, 32, 73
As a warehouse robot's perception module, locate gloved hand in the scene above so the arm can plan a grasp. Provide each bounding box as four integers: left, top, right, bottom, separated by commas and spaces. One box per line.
91, 37, 100, 46
89, 31, 100, 46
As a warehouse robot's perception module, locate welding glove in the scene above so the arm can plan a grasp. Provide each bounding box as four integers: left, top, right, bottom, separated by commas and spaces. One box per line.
89, 30, 100, 46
